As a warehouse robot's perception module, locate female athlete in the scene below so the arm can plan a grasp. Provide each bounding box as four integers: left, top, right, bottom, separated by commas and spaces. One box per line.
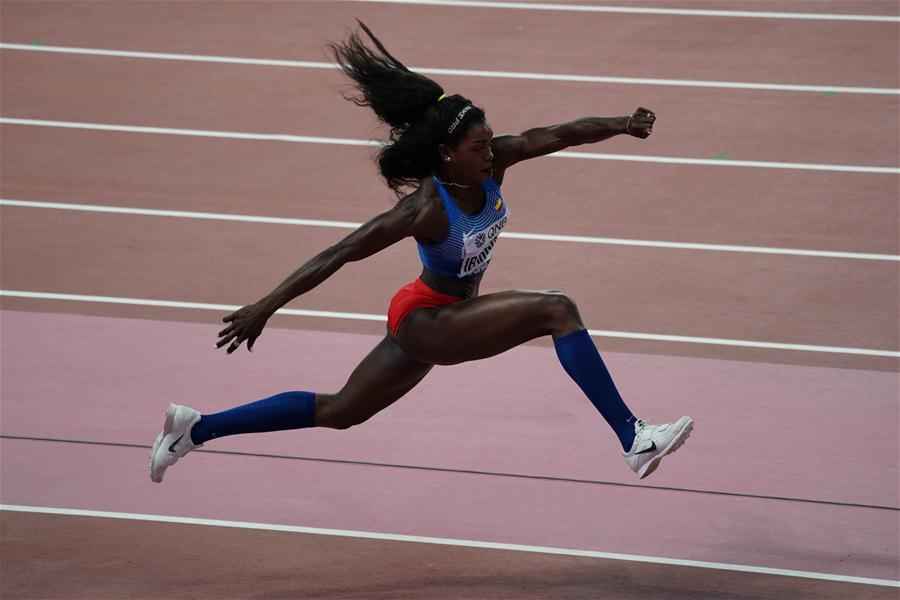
151, 22, 693, 483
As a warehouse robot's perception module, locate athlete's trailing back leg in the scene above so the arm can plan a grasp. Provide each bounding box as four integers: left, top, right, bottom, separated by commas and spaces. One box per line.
149, 336, 431, 483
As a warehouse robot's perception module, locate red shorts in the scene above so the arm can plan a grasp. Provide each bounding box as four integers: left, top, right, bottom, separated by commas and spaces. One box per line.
387, 278, 464, 336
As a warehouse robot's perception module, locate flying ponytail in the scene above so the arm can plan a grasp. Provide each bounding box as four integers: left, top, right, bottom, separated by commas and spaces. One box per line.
328, 21, 485, 192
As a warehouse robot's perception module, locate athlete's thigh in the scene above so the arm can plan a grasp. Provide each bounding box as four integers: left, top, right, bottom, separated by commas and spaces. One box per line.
397, 289, 568, 365
317, 334, 433, 427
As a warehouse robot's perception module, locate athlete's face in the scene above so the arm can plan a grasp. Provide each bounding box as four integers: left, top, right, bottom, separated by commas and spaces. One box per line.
440, 120, 494, 185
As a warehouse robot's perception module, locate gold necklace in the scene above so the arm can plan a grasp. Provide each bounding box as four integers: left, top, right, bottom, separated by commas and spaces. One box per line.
434, 176, 478, 189
434, 169, 492, 189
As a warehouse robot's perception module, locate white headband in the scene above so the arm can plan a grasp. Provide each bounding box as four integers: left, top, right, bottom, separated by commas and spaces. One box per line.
446, 105, 474, 136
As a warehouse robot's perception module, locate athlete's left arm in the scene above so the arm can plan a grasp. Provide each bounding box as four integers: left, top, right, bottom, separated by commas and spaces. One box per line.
492, 107, 656, 171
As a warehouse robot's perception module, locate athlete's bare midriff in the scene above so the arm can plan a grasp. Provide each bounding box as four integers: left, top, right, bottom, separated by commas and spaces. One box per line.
419, 267, 482, 299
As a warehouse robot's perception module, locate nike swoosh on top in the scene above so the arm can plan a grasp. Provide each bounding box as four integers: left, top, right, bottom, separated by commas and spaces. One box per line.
168, 435, 184, 453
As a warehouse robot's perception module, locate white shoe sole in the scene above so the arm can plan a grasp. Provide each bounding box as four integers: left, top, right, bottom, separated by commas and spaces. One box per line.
638, 416, 694, 479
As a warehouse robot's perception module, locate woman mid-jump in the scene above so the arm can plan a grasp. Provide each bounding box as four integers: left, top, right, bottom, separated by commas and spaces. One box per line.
150, 22, 693, 483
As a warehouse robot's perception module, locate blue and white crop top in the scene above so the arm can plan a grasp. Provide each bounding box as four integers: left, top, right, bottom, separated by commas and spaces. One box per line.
417, 175, 511, 278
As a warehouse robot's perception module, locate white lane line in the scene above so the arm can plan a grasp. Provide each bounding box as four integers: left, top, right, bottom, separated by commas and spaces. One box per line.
2, 290, 897, 358
1, 43, 898, 96
2, 505, 897, 588
551, 151, 899, 174
416, 66, 900, 96
347, 0, 900, 22
3, 198, 898, 262
0, 117, 376, 147
0, 116, 381, 145
3, 118, 898, 175
0, 290, 385, 322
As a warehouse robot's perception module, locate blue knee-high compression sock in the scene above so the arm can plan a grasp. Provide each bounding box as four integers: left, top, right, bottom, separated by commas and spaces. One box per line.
554, 330, 637, 451
190, 391, 316, 445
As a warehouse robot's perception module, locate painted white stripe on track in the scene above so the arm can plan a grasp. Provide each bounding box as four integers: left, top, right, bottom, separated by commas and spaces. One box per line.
1, 505, 898, 587
346, 0, 900, 22
0, 117, 375, 147
0, 116, 381, 145
2, 118, 898, 175
415, 66, 900, 96
2, 198, 898, 262
1, 290, 897, 358
0, 291, 384, 323
1, 44, 898, 96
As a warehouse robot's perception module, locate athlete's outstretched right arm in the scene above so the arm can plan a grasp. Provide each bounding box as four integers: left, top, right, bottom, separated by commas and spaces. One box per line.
216, 194, 439, 353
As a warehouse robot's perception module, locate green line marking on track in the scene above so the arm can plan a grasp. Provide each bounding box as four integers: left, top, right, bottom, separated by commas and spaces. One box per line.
823, 91, 838, 97
714, 152, 730, 160
30, 41, 46, 46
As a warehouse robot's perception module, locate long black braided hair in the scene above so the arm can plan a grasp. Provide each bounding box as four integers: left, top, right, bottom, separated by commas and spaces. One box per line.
328, 21, 485, 193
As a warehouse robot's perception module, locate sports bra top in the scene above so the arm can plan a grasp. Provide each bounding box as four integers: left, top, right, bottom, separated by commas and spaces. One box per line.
416, 175, 511, 279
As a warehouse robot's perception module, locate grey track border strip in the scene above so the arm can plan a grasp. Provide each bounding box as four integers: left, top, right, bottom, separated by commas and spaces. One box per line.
2, 434, 897, 512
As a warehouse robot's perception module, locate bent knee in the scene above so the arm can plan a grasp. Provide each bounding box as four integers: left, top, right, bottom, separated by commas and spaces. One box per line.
539, 290, 583, 330
542, 290, 580, 318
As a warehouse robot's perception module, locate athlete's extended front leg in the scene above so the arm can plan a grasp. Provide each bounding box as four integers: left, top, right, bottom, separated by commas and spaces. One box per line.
397, 290, 638, 449
394, 289, 693, 478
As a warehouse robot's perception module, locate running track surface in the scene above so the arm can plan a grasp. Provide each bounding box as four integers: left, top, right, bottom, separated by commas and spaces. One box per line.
1, 1, 898, 598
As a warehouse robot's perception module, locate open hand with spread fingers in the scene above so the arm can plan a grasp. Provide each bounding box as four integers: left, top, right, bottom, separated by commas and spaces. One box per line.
216, 302, 274, 354
626, 106, 656, 139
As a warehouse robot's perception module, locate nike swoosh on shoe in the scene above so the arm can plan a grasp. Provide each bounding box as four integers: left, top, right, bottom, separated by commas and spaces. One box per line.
168, 435, 184, 453
635, 441, 657, 455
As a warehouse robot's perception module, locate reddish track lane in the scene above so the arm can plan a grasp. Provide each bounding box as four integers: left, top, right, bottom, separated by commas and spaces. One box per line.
3, 206, 898, 372
2, 126, 898, 255
2, 1, 898, 87
1, 51, 898, 168
0, 126, 900, 254
3, 207, 898, 349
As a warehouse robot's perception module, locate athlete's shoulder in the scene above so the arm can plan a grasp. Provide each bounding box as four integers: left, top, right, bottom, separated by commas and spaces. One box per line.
396, 178, 441, 213
395, 179, 447, 243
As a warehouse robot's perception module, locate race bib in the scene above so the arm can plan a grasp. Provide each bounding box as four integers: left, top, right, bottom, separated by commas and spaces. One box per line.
459, 208, 510, 277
